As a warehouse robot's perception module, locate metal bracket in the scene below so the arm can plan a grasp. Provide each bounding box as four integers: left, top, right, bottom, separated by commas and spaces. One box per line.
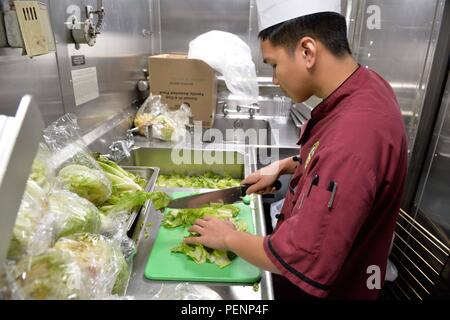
71, 0, 105, 49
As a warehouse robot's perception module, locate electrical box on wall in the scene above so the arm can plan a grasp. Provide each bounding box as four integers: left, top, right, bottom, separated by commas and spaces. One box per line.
1, 1, 55, 57
14, 1, 53, 56
36, 2, 55, 51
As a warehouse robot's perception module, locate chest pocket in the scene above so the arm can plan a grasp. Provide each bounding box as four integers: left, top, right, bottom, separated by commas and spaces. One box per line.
289, 177, 338, 258
279, 165, 305, 222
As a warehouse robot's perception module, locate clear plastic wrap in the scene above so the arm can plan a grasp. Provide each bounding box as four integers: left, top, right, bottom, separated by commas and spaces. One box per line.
99, 211, 129, 238
0, 262, 22, 300
188, 30, 259, 104
11, 249, 91, 300
29, 143, 55, 192
151, 283, 222, 300
7, 180, 53, 261
134, 94, 166, 136
49, 190, 101, 240
43, 114, 112, 205
134, 95, 191, 142
57, 164, 112, 206
53, 233, 131, 297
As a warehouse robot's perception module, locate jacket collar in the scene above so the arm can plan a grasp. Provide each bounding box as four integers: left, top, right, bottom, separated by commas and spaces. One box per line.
297, 65, 364, 145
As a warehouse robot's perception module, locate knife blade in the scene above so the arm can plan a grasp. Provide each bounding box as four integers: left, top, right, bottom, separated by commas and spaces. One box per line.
166, 180, 282, 209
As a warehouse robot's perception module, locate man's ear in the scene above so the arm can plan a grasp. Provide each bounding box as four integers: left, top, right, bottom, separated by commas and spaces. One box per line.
297, 37, 317, 69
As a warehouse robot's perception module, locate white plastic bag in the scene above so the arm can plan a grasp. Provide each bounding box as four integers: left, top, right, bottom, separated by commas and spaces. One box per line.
385, 259, 398, 282
188, 30, 259, 104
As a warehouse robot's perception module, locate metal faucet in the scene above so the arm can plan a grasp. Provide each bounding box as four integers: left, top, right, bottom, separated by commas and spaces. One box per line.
106, 127, 138, 162
236, 103, 260, 119
218, 101, 232, 116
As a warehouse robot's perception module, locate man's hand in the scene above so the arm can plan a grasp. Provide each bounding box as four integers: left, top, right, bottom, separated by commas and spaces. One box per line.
184, 216, 237, 251
242, 157, 298, 194
185, 217, 282, 275
242, 161, 283, 194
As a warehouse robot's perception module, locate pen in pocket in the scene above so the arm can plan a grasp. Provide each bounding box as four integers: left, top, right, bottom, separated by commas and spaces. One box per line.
327, 181, 337, 209
307, 173, 320, 197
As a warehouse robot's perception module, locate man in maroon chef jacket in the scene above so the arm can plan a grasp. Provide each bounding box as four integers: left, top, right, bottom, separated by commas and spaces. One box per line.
185, 0, 408, 299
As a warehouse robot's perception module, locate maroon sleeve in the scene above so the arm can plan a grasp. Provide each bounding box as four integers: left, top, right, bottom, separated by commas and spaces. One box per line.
263, 146, 377, 298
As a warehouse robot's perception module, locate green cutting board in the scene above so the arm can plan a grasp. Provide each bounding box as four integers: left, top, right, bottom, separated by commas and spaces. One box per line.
144, 192, 261, 284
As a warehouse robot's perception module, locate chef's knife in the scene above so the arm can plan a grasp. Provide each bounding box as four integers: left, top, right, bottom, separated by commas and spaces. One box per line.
166, 180, 282, 209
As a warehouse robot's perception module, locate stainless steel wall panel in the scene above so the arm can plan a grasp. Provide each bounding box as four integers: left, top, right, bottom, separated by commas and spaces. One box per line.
1, 0, 152, 132
158, 0, 250, 55
0, 0, 64, 125
0, 48, 64, 124
413, 70, 450, 250
155, 0, 354, 78
352, 0, 442, 154
50, 0, 152, 132
414, 69, 450, 234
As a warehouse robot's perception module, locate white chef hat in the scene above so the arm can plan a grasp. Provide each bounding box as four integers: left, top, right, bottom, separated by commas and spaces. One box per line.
256, 0, 342, 32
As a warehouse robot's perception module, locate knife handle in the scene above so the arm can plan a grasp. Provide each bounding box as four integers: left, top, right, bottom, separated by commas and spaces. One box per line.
241, 180, 282, 195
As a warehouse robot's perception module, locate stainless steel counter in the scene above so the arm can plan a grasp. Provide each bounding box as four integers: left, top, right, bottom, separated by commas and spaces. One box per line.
132, 115, 300, 150
121, 111, 301, 300
124, 146, 274, 300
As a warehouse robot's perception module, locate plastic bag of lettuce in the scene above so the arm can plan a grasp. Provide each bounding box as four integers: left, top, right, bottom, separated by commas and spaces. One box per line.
134, 94, 191, 143
8, 233, 132, 299
42, 114, 112, 206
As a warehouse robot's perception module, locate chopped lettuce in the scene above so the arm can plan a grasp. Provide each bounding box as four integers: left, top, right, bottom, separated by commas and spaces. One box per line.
165, 203, 246, 269
171, 242, 235, 269
148, 191, 171, 211
156, 172, 241, 189
57, 164, 112, 206
162, 203, 240, 229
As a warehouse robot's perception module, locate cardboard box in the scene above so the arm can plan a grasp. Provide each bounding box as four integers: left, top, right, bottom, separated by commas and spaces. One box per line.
148, 54, 217, 128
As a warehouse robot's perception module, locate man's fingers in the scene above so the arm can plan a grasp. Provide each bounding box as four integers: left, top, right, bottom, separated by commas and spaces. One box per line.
193, 218, 208, 227
242, 173, 260, 185
184, 236, 202, 245
246, 182, 265, 195
188, 225, 203, 234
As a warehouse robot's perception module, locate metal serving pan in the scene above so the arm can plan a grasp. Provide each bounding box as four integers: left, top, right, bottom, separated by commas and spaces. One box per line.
121, 166, 159, 236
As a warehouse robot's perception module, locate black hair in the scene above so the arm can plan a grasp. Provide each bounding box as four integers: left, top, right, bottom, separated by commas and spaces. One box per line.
258, 12, 352, 57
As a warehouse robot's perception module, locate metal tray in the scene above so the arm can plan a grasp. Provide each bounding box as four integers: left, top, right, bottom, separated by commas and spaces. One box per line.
121, 166, 159, 236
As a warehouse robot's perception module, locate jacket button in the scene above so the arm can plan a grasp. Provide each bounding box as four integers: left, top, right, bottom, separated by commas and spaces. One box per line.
275, 214, 284, 219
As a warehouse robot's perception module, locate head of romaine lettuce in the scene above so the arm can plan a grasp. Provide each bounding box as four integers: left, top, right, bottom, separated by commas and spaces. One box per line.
54, 233, 130, 296
49, 191, 101, 239
7, 180, 50, 261
57, 164, 112, 206
12, 249, 88, 300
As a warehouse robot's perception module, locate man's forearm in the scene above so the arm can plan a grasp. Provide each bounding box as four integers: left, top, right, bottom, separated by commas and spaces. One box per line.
225, 231, 281, 274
